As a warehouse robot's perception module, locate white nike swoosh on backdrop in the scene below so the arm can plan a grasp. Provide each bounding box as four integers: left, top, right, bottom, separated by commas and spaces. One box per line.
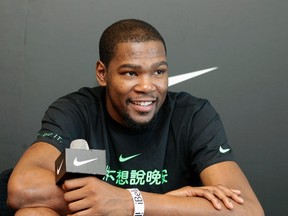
168, 67, 218, 87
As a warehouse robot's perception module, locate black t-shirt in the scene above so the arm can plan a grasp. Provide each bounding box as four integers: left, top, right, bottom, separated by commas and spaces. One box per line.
35, 86, 234, 193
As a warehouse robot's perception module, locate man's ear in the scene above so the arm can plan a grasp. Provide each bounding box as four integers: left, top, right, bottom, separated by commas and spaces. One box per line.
96, 61, 107, 86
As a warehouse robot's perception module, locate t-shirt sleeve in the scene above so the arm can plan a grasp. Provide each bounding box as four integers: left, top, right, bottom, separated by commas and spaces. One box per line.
189, 101, 234, 175
34, 96, 88, 152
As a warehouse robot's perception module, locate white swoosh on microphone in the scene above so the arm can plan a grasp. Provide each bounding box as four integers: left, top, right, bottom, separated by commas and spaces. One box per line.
168, 67, 218, 87
73, 157, 98, 166
56, 159, 64, 175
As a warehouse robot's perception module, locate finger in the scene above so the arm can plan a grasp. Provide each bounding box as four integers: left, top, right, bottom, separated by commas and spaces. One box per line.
230, 189, 244, 203
63, 176, 97, 191
63, 179, 84, 191
67, 208, 93, 216
209, 187, 234, 210
231, 189, 241, 195
196, 189, 223, 210
167, 186, 193, 197
217, 185, 244, 204
212, 186, 244, 209
67, 198, 91, 214
64, 188, 85, 202
230, 192, 244, 204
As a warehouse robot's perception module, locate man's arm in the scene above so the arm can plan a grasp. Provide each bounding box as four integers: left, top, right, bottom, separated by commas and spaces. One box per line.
126, 164, 260, 216
7, 142, 68, 215
148, 162, 264, 216
62, 161, 263, 216
8, 142, 264, 216
199, 161, 264, 215
15, 207, 61, 216
142, 161, 264, 215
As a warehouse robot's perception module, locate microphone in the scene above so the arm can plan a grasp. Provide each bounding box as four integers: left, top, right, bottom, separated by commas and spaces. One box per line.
70, 139, 90, 150
55, 139, 106, 185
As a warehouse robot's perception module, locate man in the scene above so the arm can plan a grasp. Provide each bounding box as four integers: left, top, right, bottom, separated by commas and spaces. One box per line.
8, 19, 264, 215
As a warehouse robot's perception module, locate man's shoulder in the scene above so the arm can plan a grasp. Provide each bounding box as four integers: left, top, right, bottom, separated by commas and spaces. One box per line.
44, 86, 106, 117
55, 86, 105, 105
64, 86, 104, 99
167, 91, 209, 109
165, 91, 216, 125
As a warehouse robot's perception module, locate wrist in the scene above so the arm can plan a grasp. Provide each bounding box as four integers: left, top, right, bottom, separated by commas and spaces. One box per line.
127, 188, 145, 216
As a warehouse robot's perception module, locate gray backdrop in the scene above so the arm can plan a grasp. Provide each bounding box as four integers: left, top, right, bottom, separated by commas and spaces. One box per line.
1, 0, 287, 215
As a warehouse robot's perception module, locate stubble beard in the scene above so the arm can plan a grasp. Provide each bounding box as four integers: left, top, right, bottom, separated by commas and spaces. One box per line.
123, 112, 157, 131
106, 89, 160, 131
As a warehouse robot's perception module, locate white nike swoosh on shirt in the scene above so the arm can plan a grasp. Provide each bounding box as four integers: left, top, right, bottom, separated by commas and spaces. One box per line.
219, 146, 231, 154
56, 159, 64, 175
73, 157, 98, 166
168, 67, 218, 87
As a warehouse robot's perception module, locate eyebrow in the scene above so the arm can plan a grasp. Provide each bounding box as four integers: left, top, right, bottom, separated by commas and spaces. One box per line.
118, 61, 168, 70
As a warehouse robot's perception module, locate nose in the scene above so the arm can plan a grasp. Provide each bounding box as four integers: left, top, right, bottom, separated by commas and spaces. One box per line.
134, 75, 156, 93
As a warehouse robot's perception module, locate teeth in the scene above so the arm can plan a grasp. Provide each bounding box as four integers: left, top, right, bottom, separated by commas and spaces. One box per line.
133, 101, 153, 106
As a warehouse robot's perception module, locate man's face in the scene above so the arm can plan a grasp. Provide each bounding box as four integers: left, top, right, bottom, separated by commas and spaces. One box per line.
97, 41, 168, 128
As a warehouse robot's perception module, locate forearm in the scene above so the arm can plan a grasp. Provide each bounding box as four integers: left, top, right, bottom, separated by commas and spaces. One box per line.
61, 175, 263, 216
8, 166, 68, 214
15, 207, 61, 216
142, 192, 261, 216
8, 143, 68, 214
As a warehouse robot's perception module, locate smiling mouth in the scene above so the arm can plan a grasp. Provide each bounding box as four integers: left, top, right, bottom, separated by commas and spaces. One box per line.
129, 98, 157, 112
131, 101, 154, 106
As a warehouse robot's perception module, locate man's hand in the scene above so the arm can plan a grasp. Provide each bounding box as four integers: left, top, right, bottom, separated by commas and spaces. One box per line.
62, 177, 133, 216
166, 185, 244, 210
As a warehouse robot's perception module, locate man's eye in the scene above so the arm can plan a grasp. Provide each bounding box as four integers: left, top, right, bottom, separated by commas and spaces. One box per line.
154, 70, 165, 75
126, 71, 137, 76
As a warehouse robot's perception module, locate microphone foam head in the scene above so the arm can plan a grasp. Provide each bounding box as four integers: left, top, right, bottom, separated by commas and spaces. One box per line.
70, 139, 89, 150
